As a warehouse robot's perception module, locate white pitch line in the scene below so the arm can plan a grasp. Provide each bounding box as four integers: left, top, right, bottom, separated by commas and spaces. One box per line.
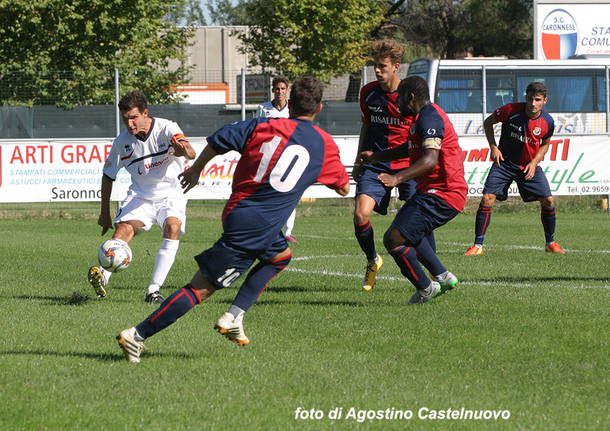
285, 258, 610, 290
295, 235, 610, 254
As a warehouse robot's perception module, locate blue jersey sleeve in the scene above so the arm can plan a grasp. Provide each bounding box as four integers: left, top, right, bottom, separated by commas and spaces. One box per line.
207, 118, 264, 154
541, 111, 555, 140
417, 104, 445, 140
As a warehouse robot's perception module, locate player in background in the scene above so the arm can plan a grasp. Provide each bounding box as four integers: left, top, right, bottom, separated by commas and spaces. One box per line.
360, 76, 466, 304
352, 39, 435, 291
255, 75, 290, 119
255, 75, 298, 243
88, 91, 196, 303
464, 82, 565, 255
117, 76, 350, 363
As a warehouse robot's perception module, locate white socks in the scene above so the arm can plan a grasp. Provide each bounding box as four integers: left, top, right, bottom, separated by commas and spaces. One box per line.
147, 238, 180, 295
228, 305, 246, 321
284, 209, 296, 236
100, 266, 112, 284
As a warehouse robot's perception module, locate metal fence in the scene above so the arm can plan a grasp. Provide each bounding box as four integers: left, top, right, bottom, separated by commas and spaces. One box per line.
0, 66, 397, 139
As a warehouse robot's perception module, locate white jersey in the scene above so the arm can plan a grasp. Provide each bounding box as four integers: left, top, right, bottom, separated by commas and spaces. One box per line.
255, 100, 289, 118
103, 117, 189, 200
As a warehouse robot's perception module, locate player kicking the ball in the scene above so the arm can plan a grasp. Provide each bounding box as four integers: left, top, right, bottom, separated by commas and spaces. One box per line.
88, 91, 196, 303
117, 76, 350, 363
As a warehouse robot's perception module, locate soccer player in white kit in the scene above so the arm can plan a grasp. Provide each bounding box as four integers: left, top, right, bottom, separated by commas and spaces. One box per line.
255, 75, 298, 242
88, 91, 196, 303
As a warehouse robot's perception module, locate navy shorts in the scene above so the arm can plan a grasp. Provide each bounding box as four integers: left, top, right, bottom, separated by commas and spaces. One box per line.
390, 193, 459, 246
355, 168, 416, 215
483, 161, 552, 202
195, 233, 288, 290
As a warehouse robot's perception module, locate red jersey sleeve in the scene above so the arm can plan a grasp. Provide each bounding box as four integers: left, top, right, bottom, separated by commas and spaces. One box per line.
315, 128, 349, 190
359, 84, 371, 125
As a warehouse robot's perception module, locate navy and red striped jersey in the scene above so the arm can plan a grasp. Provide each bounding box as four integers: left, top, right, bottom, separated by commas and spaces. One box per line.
359, 81, 412, 172
493, 103, 555, 166
206, 117, 349, 250
407, 103, 467, 212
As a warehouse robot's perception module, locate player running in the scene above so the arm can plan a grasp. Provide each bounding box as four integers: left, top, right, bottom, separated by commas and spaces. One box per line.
88, 91, 195, 303
360, 76, 466, 304
352, 39, 420, 292
464, 81, 565, 255
117, 76, 350, 363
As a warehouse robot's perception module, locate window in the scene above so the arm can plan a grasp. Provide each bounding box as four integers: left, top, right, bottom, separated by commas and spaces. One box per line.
436, 71, 482, 113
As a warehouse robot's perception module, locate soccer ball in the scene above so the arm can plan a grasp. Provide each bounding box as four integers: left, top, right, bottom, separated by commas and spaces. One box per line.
98, 239, 132, 272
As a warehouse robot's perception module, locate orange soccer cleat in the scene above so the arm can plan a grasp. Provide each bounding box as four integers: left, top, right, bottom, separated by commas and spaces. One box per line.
545, 242, 566, 254
464, 245, 484, 256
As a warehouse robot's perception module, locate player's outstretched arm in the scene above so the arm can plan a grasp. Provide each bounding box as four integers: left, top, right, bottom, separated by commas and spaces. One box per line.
178, 144, 218, 193
360, 143, 409, 165
378, 148, 439, 188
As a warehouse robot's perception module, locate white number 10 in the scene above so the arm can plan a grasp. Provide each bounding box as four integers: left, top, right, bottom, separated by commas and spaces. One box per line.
252, 136, 310, 192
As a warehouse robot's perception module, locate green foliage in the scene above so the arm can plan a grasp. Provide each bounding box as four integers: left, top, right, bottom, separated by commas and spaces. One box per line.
165, 0, 207, 25
207, 0, 252, 25
234, 0, 387, 82
383, 0, 533, 59
0, 0, 196, 107
464, 0, 532, 58
0, 210, 608, 429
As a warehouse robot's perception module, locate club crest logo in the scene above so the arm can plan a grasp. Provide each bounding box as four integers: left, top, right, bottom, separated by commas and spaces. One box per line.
541, 9, 578, 59
533, 127, 542, 136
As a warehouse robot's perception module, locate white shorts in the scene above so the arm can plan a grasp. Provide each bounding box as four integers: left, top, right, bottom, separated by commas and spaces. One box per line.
115, 193, 187, 237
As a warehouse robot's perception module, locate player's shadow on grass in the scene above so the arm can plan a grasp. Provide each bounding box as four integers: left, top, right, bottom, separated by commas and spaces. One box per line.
6, 294, 131, 305
0, 349, 196, 362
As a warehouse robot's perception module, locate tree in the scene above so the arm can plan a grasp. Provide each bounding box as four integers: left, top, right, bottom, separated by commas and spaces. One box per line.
383, 0, 533, 60
166, 0, 207, 26
234, 0, 387, 82
0, 0, 197, 107
207, 0, 251, 25
464, 0, 532, 58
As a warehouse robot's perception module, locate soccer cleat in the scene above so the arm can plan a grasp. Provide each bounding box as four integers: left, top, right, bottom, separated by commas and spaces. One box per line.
408, 281, 442, 305
545, 242, 566, 254
145, 291, 165, 304
362, 254, 383, 291
214, 312, 249, 346
464, 245, 484, 256
117, 327, 145, 363
88, 266, 107, 298
285, 235, 298, 243
434, 271, 459, 290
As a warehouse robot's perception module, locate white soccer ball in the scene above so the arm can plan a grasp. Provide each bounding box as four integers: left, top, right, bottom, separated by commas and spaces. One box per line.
98, 239, 132, 273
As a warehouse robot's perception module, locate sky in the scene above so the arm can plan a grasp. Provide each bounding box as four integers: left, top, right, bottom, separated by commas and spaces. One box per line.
199, 1, 212, 24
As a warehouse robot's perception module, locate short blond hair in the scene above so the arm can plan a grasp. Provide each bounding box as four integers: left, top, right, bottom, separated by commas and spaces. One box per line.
370, 39, 405, 64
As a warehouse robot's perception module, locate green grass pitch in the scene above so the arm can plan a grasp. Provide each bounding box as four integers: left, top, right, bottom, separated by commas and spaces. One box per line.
0, 201, 608, 430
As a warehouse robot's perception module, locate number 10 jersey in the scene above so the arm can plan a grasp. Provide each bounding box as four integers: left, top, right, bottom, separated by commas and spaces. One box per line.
206, 117, 349, 251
